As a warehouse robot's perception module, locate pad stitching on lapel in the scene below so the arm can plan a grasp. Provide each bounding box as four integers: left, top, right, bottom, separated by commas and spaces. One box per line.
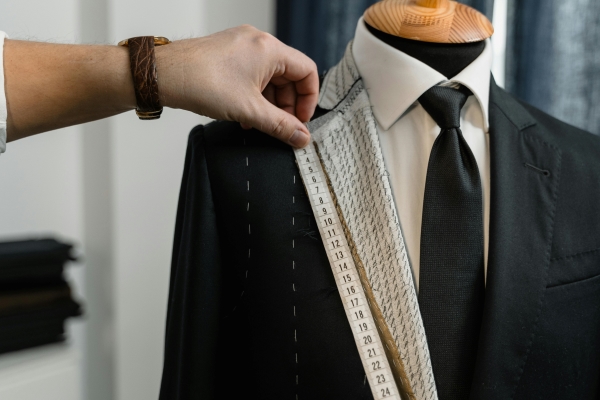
509, 134, 563, 399
331, 80, 363, 112
318, 42, 361, 111
310, 82, 438, 400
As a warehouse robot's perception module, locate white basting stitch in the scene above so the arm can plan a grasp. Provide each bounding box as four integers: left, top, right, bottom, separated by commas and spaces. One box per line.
293, 183, 299, 396
364, 375, 367, 385
242, 156, 250, 307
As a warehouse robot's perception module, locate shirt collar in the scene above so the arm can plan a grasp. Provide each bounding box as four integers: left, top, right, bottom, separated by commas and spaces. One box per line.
352, 17, 492, 132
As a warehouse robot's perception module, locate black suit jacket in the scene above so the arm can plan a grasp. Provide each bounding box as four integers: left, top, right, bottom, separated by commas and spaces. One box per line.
159, 80, 600, 399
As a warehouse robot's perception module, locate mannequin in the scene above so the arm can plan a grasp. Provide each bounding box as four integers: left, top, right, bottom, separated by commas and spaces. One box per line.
365, 23, 485, 78
362, 0, 493, 77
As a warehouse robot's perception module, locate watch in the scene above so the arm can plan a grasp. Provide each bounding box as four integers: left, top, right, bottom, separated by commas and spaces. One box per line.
118, 36, 171, 120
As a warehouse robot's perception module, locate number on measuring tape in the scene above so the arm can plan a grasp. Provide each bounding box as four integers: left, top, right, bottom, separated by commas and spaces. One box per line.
294, 144, 401, 400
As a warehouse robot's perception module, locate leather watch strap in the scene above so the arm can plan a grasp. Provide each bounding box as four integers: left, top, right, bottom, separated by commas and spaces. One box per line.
119, 36, 171, 120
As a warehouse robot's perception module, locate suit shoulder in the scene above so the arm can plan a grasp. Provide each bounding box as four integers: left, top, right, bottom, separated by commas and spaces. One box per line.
516, 98, 600, 161
188, 120, 291, 150
188, 105, 333, 149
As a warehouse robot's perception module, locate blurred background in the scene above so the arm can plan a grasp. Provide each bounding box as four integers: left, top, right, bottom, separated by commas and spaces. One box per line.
0, 0, 597, 399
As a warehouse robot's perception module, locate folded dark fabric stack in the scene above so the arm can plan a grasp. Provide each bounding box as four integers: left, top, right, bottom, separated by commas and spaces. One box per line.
0, 238, 82, 354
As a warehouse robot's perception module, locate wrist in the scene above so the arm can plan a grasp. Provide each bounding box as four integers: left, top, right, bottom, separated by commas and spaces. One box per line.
119, 36, 172, 119
154, 43, 181, 110
112, 45, 138, 112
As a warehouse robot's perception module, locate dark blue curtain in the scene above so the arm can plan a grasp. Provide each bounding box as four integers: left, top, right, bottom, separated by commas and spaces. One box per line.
276, 0, 376, 74
277, 1, 599, 135
276, 0, 495, 73
506, 0, 600, 134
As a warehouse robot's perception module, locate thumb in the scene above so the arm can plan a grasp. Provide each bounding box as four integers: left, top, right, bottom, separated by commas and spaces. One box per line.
248, 98, 311, 148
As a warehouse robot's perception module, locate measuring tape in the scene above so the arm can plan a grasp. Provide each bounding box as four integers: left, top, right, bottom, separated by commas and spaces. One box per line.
295, 143, 402, 400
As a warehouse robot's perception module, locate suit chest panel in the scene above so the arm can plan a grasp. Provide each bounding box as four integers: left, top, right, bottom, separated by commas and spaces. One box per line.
205, 138, 374, 399
516, 268, 600, 399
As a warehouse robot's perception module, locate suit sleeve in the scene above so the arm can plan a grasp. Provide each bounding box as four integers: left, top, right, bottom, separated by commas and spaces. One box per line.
160, 125, 222, 399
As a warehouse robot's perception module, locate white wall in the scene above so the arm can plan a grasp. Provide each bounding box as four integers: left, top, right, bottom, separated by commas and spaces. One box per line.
0, 1, 274, 400
491, 0, 508, 88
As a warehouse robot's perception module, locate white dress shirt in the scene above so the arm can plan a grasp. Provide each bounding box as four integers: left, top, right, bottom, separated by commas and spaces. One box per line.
0, 31, 7, 155
352, 18, 492, 289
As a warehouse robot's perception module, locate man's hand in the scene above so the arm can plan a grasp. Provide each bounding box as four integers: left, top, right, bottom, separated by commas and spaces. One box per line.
157, 26, 318, 148
4, 26, 319, 148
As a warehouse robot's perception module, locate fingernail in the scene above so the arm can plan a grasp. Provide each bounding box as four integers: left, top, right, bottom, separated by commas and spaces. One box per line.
289, 130, 310, 148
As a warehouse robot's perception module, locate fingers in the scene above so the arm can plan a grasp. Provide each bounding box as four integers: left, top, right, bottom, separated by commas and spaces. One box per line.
200, 29, 318, 145
247, 96, 311, 148
262, 83, 276, 106
272, 45, 319, 123
275, 82, 297, 116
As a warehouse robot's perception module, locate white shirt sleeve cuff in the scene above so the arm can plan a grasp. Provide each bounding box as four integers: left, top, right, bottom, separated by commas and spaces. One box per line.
0, 31, 8, 154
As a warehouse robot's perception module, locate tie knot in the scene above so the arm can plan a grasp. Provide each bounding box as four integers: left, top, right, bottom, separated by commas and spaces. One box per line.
418, 85, 472, 129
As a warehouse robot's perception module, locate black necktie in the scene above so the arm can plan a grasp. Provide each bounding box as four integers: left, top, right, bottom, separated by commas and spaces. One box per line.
418, 85, 485, 400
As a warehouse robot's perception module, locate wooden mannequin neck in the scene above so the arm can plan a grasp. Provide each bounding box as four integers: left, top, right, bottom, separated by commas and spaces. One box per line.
365, 23, 485, 79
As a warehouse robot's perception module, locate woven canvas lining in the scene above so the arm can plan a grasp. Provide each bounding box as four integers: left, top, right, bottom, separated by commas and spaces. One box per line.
309, 44, 438, 400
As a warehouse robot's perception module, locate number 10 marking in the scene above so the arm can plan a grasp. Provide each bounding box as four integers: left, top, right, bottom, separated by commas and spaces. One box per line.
294, 143, 401, 400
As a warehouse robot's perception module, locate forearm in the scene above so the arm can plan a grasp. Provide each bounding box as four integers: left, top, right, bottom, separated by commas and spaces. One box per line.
4, 39, 136, 141
2, 27, 317, 148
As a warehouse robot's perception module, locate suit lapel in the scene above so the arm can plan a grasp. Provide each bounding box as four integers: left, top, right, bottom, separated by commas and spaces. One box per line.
470, 80, 562, 399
